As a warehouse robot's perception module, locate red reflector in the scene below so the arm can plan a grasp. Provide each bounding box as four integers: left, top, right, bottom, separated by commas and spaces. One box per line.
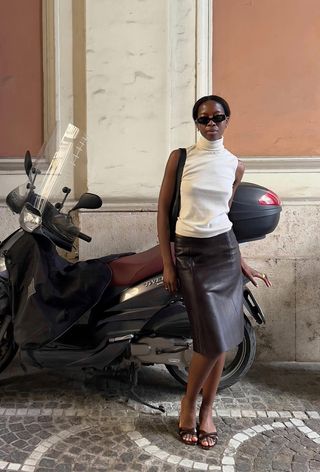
259, 191, 281, 206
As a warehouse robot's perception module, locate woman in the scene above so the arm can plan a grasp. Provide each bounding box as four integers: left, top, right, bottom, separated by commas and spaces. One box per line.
157, 95, 271, 449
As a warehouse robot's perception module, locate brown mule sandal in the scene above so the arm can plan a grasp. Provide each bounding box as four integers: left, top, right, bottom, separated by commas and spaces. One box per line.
198, 430, 218, 450
178, 427, 198, 446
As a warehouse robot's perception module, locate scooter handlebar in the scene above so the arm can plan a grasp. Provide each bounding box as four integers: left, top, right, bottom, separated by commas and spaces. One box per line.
77, 232, 92, 243
45, 208, 92, 244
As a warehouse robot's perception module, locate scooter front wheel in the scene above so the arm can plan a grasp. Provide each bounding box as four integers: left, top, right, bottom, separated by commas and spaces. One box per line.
166, 315, 256, 391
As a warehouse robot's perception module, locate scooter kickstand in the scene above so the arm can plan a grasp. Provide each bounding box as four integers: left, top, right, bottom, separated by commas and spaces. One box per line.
128, 363, 165, 414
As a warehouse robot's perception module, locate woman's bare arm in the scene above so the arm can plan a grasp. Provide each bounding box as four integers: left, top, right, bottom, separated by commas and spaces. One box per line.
229, 160, 245, 208
157, 149, 180, 293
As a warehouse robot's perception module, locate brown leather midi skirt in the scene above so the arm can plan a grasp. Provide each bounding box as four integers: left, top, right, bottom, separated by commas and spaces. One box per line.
175, 229, 243, 358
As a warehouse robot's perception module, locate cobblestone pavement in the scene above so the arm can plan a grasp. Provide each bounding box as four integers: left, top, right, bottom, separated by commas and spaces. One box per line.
0, 360, 319, 471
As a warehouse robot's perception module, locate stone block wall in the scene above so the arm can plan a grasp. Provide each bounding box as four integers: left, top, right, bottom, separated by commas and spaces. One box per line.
0, 202, 319, 362
76, 203, 320, 362
240, 205, 320, 362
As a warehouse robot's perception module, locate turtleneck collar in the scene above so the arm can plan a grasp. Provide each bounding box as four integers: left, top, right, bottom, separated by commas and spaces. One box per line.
196, 135, 224, 152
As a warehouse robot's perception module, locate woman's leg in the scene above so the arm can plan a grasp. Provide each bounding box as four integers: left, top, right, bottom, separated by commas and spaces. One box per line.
179, 351, 218, 443
198, 352, 226, 447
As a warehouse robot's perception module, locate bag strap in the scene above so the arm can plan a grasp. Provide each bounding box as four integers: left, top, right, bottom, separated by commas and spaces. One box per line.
169, 148, 187, 241
173, 148, 186, 213
176, 148, 186, 190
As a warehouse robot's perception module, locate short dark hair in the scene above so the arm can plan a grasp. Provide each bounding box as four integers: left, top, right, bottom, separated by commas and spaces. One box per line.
192, 95, 231, 121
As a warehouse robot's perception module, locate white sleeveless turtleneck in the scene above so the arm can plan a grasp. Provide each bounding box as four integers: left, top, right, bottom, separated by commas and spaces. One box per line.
175, 136, 238, 238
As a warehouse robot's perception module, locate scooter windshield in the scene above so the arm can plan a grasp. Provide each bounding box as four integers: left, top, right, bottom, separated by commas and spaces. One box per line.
6, 124, 85, 216
6, 124, 87, 250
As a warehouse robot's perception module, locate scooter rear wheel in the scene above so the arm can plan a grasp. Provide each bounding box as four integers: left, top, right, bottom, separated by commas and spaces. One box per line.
0, 321, 17, 374
166, 315, 256, 391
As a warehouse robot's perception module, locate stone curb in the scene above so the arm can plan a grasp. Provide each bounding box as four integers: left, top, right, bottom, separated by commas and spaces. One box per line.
0, 407, 318, 419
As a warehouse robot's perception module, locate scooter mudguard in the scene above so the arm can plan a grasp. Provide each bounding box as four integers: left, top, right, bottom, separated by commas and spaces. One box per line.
142, 299, 191, 338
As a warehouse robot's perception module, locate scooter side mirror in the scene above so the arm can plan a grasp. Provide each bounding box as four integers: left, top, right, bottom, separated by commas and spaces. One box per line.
70, 193, 102, 212
24, 151, 33, 176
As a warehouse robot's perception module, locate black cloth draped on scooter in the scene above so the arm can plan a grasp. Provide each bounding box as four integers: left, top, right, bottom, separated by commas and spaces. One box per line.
6, 232, 111, 347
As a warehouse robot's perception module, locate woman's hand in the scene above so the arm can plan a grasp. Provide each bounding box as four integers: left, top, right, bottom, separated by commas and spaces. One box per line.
163, 263, 178, 294
241, 257, 272, 288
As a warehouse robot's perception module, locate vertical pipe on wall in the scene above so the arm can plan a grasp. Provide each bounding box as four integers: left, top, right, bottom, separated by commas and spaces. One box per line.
196, 0, 213, 99
72, 0, 87, 197
54, 0, 62, 141
42, 0, 56, 144
167, 0, 197, 151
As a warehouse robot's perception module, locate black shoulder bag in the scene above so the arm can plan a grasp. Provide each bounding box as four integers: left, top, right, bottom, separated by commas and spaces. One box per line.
169, 148, 187, 242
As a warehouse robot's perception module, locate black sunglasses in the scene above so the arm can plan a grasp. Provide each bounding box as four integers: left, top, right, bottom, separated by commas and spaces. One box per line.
196, 114, 226, 125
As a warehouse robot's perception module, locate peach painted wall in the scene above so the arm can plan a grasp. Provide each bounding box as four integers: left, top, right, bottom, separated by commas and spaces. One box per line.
213, 0, 320, 156
0, 0, 43, 157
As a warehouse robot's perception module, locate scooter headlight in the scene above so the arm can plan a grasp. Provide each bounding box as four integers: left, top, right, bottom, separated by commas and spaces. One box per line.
19, 203, 42, 233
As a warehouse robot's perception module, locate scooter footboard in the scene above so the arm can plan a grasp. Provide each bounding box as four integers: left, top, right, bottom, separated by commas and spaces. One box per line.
21, 339, 130, 370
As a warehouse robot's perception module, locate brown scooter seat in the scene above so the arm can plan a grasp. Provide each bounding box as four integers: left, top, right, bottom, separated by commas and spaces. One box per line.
109, 245, 164, 286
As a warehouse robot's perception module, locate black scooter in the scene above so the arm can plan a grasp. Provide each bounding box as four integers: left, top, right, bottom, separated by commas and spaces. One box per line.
0, 128, 281, 402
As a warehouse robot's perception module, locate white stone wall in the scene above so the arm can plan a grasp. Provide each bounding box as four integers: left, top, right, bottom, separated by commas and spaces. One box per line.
85, 0, 196, 203
241, 205, 320, 362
